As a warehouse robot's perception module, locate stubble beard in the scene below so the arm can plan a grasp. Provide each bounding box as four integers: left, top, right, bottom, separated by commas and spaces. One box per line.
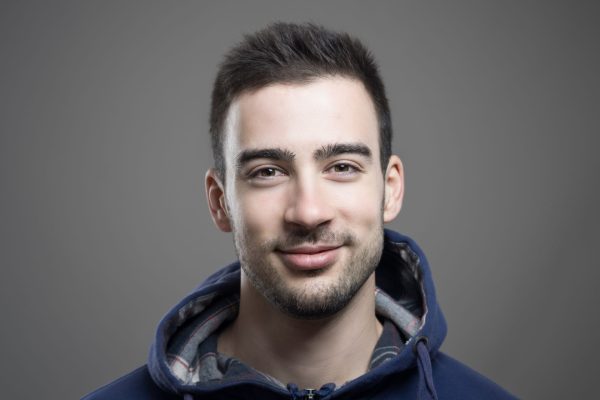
233, 223, 384, 320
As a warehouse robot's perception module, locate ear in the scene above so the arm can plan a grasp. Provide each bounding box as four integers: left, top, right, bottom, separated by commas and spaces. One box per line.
205, 168, 232, 232
383, 155, 404, 223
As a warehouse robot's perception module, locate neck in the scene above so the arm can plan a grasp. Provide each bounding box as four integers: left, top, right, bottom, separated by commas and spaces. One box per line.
217, 272, 382, 390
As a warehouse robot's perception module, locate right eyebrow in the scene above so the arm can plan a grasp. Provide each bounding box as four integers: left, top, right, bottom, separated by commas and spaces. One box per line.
235, 148, 296, 170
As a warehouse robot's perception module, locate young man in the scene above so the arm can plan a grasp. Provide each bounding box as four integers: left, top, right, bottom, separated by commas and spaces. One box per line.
84, 23, 516, 399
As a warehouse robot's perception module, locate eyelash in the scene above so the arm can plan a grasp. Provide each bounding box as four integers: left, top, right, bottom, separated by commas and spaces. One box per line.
249, 167, 285, 179
328, 163, 359, 174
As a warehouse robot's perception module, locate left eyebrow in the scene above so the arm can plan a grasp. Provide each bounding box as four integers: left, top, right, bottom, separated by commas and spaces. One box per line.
313, 142, 373, 162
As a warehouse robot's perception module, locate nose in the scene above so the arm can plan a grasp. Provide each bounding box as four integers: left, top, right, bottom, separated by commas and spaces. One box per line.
283, 177, 334, 229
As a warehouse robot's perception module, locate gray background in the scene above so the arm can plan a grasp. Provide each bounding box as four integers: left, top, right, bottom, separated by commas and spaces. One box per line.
1, 1, 598, 399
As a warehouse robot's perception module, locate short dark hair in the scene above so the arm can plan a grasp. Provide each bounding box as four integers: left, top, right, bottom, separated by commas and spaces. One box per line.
209, 22, 392, 179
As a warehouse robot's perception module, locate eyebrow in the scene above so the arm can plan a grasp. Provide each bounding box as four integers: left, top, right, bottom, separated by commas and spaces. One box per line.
236, 148, 296, 169
235, 142, 373, 170
313, 142, 372, 162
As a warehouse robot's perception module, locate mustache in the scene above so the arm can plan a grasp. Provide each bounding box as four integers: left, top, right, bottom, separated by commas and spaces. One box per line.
267, 226, 357, 250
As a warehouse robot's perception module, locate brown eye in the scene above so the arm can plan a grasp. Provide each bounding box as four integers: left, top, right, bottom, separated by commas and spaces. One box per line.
331, 163, 358, 174
250, 167, 285, 180
325, 162, 362, 181
334, 164, 351, 172
258, 168, 277, 177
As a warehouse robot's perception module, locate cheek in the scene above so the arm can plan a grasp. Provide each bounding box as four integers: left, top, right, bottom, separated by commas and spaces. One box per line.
329, 179, 384, 221
329, 175, 383, 206
339, 196, 382, 226
231, 187, 286, 234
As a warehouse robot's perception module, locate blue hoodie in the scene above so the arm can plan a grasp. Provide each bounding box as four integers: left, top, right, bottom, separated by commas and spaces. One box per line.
83, 230, 517, 399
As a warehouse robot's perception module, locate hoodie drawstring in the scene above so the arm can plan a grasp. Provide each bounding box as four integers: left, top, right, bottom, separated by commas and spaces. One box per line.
415, 337, 438, 400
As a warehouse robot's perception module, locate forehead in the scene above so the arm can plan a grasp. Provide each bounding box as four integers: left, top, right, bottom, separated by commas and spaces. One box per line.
223, 77, 380, 160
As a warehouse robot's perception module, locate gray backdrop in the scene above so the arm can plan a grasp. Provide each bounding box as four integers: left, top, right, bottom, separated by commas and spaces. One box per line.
1, 1, 598, 399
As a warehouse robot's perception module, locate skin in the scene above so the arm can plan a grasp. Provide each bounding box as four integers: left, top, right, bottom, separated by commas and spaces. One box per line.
205, 77, 404, 389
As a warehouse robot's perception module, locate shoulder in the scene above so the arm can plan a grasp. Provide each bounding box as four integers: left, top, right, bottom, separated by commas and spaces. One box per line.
81, 365, 180, 400
431, 352, 519, 399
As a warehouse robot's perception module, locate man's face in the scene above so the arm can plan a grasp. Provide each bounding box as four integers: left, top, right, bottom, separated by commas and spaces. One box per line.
212, 77, 401, 318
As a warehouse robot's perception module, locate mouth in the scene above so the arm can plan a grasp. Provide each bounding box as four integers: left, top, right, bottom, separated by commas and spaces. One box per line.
275, 244, 343, 270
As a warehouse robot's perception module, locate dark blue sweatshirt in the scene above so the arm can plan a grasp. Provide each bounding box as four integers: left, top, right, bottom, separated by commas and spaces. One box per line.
83, 230, 517, 399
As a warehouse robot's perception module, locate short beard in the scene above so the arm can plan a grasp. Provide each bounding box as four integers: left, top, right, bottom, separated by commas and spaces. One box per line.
234, 225, 384, 319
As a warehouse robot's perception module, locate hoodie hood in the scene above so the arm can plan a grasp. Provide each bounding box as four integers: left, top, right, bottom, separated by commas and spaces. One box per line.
148, 229, 447, 399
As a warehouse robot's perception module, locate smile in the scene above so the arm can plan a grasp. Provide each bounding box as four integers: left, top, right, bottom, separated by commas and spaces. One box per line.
276, 245, 342, 270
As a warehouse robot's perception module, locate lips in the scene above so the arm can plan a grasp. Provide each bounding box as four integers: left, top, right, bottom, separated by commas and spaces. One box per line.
276, 245, 342, 270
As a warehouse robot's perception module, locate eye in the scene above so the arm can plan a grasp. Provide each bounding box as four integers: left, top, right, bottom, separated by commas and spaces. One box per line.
331, 163, 356, 173
324, 161, 363, 181
327, 162, 361, 175
249, 166, 286, 179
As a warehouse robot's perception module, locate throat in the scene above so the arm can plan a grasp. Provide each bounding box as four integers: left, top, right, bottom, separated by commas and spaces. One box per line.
217, 276, 383, 389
